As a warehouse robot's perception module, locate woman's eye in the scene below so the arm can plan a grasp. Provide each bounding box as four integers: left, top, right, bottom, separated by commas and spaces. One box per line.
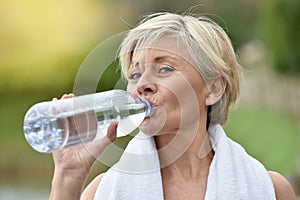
128, 72, 141, 80
158, 66, 174, 73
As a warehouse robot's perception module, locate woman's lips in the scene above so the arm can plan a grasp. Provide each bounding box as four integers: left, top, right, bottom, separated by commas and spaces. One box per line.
142, 98, 158, 116
141, 116, 150, 126
141, 104, 158, 126
149, 103, 159, 116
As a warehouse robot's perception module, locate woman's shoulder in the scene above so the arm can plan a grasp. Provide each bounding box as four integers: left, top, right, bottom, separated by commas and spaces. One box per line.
268, 171, 297, 200
81, 173, 105, 200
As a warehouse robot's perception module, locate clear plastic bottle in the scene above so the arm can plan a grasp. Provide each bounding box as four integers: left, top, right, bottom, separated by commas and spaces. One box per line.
23, 89, 152, 153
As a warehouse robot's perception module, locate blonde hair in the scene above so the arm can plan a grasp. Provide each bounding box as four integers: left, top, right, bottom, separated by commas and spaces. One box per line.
119, 12, 242, 126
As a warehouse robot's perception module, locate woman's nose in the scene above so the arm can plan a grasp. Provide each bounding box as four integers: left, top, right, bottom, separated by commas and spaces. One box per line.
137, 82, 157, 96
135, 72, 158, 96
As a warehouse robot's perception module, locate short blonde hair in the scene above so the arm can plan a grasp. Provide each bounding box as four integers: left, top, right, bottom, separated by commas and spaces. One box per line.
119, 12, 242, 126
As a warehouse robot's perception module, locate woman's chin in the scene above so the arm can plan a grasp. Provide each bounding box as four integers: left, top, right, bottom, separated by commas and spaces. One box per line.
139, 117, 164, 136
139, 118, 153, 135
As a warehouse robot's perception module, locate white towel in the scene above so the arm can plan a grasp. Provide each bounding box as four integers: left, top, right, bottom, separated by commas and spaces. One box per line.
94, 131, 163, 200
94, 125, 276, 200
204, 124, 276, 200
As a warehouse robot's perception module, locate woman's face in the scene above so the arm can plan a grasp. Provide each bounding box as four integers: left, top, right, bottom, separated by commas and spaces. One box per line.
126, 36, 209, 136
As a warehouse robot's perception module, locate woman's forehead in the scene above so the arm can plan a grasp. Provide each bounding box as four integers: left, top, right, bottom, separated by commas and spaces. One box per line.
131, 36, 193, 63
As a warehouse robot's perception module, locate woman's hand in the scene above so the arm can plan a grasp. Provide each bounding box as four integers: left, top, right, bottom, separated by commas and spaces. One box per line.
50, 94, 117, 200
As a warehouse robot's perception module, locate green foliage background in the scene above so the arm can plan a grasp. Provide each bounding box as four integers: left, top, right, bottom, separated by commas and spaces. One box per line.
259, 0, 300, 73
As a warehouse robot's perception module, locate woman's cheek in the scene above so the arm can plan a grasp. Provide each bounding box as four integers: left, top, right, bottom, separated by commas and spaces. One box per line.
126, 83, 136, 94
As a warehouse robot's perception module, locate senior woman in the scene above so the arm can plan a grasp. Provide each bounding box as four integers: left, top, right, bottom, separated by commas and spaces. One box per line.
50, 13, 296, 200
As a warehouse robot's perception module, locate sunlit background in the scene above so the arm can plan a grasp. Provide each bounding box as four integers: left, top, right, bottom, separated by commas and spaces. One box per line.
1, 0, 299, 199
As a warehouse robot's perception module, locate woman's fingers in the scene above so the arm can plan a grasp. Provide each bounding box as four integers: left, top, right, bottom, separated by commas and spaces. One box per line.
52, 93, 74, 101
84, 122, 118, 159
61, 93, 75, 99
50, 93, 74, 114
107, 121, 118, 142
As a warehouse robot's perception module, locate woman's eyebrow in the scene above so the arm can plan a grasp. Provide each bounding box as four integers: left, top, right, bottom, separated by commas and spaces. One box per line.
130, 54, 181, 67
153, 55, 180, 63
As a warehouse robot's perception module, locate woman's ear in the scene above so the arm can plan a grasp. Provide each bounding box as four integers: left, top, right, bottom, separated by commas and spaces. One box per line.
205, 76, 226, 106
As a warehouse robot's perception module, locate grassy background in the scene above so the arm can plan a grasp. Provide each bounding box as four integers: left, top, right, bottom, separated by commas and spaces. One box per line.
225, 106, 299, 175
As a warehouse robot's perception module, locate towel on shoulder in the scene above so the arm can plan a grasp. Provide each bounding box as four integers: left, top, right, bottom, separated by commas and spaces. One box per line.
94, 125, 275, 200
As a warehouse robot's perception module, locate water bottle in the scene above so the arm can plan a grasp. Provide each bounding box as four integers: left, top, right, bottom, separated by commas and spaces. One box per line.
23, 89, 152, 153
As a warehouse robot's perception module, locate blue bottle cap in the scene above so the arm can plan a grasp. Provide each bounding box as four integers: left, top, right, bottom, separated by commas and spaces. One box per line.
140, 98, 152, 117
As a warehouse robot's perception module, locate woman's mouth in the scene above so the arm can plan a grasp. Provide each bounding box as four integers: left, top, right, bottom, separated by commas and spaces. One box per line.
140, 116, 151, 126
148, 103, 159, 116
141, 104, 158, 126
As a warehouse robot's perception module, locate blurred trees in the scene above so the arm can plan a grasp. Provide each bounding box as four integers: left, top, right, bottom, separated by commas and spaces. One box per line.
259, 0, 300, 73
1, 0, 299, 95
0, 0, 129, 94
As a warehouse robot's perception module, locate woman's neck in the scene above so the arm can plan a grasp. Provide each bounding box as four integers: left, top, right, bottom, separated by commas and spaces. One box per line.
154, 126, 214, 180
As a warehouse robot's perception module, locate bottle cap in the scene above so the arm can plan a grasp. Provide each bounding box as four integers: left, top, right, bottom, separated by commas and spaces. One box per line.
140, 98, 152, 117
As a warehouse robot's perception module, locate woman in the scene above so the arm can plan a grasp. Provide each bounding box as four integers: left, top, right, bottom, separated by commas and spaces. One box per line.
50, 13, 296, 200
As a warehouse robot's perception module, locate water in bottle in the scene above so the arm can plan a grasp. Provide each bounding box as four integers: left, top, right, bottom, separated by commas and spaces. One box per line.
23, 90, 152, 153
